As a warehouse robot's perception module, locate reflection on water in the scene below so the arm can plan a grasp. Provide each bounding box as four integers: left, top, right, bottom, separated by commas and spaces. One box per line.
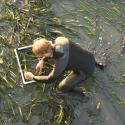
0, 0, 125, 125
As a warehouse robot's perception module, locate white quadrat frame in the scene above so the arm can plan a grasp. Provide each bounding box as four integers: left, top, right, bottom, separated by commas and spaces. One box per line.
14, 45, 36, 84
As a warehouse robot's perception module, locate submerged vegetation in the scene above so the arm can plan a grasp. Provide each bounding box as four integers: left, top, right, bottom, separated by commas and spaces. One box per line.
0, 0, 125, 125
0, 0, 75, 124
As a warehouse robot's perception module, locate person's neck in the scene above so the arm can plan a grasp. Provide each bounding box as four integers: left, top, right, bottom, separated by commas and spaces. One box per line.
49, 41, 55, 48
51, 43, 55, 48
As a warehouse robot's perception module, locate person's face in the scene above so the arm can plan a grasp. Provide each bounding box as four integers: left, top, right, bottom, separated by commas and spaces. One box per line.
36, 47, 53, 58
43, 47, 53, 58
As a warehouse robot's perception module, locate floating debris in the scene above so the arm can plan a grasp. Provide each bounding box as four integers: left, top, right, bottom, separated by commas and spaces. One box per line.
0, 58, 3, 64
118, 36, 125, 56
95, 61, 106, 70
122, 74, 125, 78
99, 36, 102, 41
96, 102, 101, 110
107, 42, 111, 45
49, 30, 64, 35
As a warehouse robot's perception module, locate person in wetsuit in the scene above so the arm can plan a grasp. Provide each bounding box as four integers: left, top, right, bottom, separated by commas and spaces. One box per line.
24, 37, 95, 101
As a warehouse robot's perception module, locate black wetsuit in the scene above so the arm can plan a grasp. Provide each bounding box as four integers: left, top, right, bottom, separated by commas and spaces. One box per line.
52, 39, 95, 101
65, 40, 95, 79
35, 37, 95, 101
55, 41, 95, 99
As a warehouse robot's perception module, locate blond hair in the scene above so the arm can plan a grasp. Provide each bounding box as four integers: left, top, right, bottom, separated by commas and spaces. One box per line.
32, 38, 51, 56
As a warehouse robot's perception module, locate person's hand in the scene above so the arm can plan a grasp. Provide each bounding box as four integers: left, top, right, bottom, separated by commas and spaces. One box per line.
24, 72, 34, 80
36, 57, 45, 72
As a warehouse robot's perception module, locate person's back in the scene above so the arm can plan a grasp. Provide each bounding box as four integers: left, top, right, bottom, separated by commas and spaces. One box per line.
66, 40, 95, 79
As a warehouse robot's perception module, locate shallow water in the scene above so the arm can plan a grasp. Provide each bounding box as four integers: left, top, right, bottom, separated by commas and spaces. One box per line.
0, 0, 125, 125
51, 0, 125, 125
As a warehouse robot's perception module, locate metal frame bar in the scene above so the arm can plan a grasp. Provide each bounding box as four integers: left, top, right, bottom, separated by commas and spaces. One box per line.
14, 45, 36, 84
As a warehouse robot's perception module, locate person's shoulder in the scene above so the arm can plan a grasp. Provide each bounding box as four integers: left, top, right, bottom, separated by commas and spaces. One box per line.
55, 37, 69, 45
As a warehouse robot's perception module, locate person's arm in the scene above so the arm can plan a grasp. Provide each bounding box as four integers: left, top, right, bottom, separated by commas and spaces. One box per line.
33, 63, 62, 83
24, 58, 64, 83
24, 69, 57, 83
33, 74, 51, 81
36, 57, 45, 71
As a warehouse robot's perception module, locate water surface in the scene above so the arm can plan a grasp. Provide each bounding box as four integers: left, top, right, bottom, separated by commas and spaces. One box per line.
0, 0, 125, 125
